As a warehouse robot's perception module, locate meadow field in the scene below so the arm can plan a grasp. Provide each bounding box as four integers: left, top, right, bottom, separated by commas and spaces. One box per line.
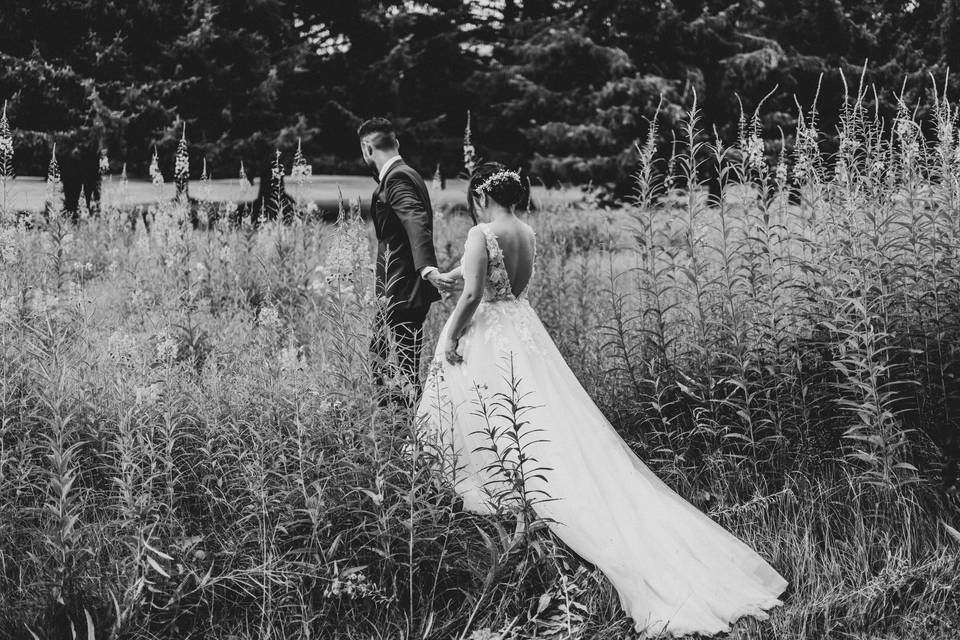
0, 175, 582, 218
2, 94, 960, 640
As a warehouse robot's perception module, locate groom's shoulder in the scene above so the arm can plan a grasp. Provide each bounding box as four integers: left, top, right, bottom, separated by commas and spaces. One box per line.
385, 161, 427, 187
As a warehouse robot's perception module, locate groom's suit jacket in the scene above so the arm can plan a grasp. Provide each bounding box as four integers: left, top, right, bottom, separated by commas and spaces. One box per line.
371, 159, 441, 314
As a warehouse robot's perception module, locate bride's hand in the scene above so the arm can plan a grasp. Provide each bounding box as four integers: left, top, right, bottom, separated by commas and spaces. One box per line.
445, 337, 463, 365
441, 269, 463, 282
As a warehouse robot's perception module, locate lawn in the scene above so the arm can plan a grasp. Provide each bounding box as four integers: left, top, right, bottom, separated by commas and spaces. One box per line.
0, 174, 585, 215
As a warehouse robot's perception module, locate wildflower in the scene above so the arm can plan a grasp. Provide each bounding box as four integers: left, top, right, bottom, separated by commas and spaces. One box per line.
149, 148, 163, 185
175, 125, 189, 199
271, 149, 284, 185
291, 137, 312, 185
200, 157, 211, 200
98, 149, 109, 176
775, 160, 788, 185
239, 161, 252, 190
838, 133, 859, 156
135, 383, 162, 407
431, 163, 442, 191
106, 331, 138, 363
746, 134, 765, 172
0, 134, 11, 162
0, 100, 13, 179
258, 305, 281, 331
155, 331, 180, 362
834, 161, 849, 186
77, 192, 91, 220
46, 143, 63, 216
895, 118, 914, 140
324, 215, 371, 283
324, 570, 375, 599
218, 244, 234, 264
0, 227, 18, 263
463, 110, 477, 175
278, 345, 302, 372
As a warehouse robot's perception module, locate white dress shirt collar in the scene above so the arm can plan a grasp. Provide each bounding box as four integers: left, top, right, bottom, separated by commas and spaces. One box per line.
378, 155, 403, 182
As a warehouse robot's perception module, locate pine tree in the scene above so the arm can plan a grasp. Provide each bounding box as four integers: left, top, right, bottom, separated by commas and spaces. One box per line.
942, 0, 960, 70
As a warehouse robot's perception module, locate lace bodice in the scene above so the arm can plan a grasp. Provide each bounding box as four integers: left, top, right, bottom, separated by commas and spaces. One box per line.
473, 223, 535, 302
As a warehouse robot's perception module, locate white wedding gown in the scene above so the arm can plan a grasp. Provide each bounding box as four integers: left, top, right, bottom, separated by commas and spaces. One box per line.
416, 223, 787, 637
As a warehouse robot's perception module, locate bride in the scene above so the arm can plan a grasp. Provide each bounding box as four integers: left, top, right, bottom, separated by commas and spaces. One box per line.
415, 162, 788, 637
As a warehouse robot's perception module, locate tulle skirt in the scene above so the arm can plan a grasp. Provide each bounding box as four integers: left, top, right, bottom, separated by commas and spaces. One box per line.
416, 298, 787, 637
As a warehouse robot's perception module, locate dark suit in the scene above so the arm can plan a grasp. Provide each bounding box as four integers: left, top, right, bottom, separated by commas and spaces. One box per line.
370, 159, 440, 406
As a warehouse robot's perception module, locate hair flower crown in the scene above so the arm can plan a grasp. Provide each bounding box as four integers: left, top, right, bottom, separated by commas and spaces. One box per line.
474, 169, 522, 196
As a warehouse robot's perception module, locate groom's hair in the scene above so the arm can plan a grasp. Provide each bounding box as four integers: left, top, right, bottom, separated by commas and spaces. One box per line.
357, 117, 398, 150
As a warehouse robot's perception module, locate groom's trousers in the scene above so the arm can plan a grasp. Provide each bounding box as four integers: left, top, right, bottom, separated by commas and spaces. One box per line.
370, 304, 429, 409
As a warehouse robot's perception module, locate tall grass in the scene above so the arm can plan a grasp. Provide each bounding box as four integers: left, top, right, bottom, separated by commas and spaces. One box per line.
1, 79, 960, 638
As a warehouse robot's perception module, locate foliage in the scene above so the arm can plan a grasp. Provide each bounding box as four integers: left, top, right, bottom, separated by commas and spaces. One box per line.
2, 83, 960, 636
3, 1, 960, 196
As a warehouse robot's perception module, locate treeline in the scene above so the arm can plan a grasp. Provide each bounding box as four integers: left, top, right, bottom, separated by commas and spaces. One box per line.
0, 1, 958, 193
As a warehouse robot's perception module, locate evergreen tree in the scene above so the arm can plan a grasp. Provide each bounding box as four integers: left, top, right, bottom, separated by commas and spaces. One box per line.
0, 0, 956, 194
942, 0, 960, 71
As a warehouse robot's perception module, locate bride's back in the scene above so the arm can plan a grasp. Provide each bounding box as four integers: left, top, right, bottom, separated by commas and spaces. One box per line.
484, 219, 536, 298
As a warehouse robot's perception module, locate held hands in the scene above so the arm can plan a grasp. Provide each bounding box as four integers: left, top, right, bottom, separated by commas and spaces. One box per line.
445, 336, 463, 366
426, 269, 458, 294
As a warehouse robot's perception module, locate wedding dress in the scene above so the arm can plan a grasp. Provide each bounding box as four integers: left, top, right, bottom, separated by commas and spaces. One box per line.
415, 222, 788, 637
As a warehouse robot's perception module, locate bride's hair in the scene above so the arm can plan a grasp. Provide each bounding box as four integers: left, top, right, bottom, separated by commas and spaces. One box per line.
468, 162, 527, 220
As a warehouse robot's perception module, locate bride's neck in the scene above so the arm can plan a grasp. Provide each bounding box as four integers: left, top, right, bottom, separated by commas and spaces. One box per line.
486, 206, 514, 221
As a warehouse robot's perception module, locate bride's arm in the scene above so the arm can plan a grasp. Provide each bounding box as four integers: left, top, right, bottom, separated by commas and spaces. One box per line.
444, 227, 487, 364
441, 265, 462, 280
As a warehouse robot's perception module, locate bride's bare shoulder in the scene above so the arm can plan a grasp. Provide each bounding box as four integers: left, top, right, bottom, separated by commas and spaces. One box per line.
464, 224, 487, 249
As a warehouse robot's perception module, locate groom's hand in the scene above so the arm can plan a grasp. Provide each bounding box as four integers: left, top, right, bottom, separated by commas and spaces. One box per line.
425, 269, 456, 294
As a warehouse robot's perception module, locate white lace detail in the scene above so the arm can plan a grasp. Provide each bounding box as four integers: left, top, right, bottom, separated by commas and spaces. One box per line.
470, 298, 545, 355
478, 224, 514, 302
450, 223, 543, 355
473, 223, 535, 302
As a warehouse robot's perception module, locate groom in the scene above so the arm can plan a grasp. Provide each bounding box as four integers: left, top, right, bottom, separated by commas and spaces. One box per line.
359, 117, 455, 407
